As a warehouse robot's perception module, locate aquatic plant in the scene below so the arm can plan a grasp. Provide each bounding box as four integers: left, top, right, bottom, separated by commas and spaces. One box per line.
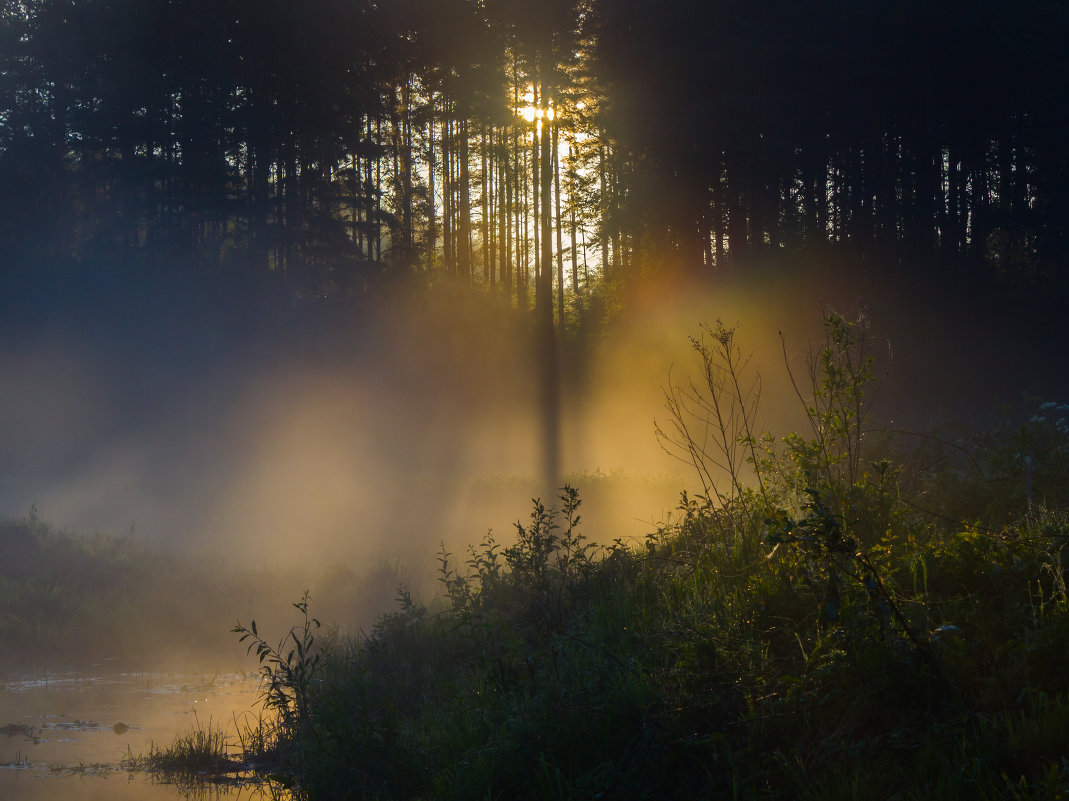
121, 713, 243, 777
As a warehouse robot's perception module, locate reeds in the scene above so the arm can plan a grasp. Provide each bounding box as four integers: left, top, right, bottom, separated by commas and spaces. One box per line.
121, 713, 243, 778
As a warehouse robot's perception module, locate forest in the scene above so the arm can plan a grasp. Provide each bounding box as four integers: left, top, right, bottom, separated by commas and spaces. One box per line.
3, 1, 1069, 799
3, 0, 1068, 304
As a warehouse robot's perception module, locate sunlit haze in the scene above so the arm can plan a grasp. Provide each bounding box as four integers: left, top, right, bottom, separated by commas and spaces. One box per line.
4, 260, 1051, 582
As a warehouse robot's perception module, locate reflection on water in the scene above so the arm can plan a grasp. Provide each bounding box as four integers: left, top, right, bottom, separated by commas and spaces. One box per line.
0, 670, 292, 801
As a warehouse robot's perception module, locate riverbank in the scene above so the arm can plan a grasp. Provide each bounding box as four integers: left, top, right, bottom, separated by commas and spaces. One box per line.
239, 315, 1069, 800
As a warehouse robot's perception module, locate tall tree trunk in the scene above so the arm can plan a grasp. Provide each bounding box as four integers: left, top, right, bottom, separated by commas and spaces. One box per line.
518, 125, 528, 309
427, 95, 437, 267
401, 73, 414, 265
554, 116, 565, 326
459, 118, 472, 280
569, 143, 579, 295
598, 139, 610, 278
481, 122, 491, 284
532, 115, 541, 287
512, 51, 526, 309
500, 124, 511, 292
443, 116, 454, 274
713, 161, 726, 266
536, 62, 560, 491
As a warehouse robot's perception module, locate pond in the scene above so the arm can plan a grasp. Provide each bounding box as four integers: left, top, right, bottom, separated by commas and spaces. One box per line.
0, 667, 291, 801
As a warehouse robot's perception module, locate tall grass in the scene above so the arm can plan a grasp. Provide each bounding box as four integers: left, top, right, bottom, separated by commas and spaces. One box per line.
120, 710, 297, 798
123, 714, 240, 776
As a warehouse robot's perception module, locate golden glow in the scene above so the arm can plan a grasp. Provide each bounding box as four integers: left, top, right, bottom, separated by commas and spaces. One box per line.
518, 87, 555, 125
519, 105, 555, 124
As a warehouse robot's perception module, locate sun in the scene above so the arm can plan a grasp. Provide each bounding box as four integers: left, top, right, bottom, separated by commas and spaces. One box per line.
519, 105, 555, 124
518, 87, 555, 124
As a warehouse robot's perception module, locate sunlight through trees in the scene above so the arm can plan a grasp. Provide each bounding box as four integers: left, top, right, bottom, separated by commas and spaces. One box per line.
2, 0, 1067, 317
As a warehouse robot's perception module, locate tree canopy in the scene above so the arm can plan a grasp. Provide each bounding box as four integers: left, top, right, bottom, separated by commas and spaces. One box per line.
2, 0, 1066, 312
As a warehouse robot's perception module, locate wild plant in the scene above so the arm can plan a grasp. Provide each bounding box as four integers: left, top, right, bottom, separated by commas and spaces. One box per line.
438, 486, 597, 631
765, 487, 921, 648
656, 319, 767, 535
660, 308, 919, 653
232, 591, 322, 759
783, 307, 881, 493
1024, 509, 1069, 616
1023, 400, 1069, 509
436, 543, 475, 613
658, 308, 884, 524
506, 486, 594, 583
875, 395, 1069, 539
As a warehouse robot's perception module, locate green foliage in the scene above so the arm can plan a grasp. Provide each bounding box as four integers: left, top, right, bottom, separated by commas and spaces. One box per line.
245, 490, 1069, 800
232, 311, 1069, 800
233, 591, 322, 770
754, 306, 885, 519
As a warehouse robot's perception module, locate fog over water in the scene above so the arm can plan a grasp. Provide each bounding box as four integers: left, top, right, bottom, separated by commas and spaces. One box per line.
3, 257, 1065, 584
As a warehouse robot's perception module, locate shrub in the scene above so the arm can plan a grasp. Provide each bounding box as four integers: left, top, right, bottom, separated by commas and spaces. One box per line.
232, 307, 1069, 800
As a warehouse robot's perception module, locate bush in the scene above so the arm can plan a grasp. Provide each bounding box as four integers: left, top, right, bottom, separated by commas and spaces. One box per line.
235, 309, 1069, 800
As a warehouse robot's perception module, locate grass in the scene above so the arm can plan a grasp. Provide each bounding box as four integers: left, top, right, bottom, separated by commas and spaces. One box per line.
228, 309, 1069, 800
128, 715, 242, 776
119, 710, 301, 801
120, 711, 288, 784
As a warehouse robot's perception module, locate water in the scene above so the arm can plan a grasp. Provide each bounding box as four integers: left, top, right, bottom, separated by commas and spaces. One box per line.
0, 668, 290, 801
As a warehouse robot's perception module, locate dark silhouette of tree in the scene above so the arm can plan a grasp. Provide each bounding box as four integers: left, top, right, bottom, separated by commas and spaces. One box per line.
3, 0, 1065, 313
587, 0, 1068, 295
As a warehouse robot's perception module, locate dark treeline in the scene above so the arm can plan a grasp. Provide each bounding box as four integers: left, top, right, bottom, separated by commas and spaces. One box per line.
601, 0, 1069, 287
2, 0, 1066, 314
